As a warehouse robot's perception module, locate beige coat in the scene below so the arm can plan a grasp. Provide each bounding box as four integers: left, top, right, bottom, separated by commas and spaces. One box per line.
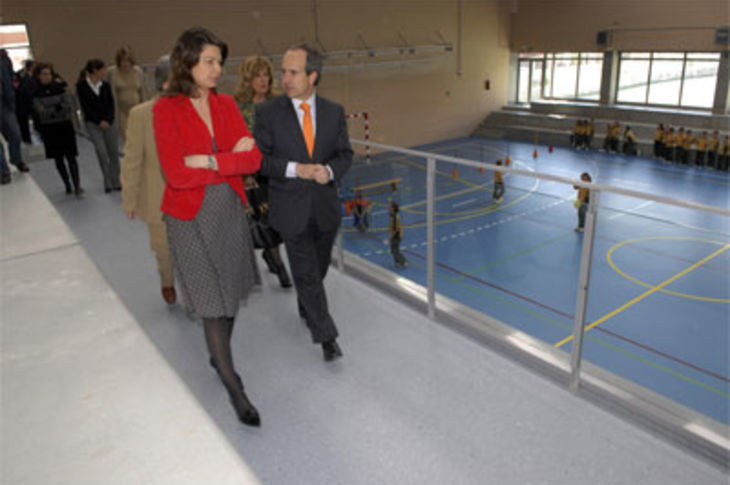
121, 97, 166, 223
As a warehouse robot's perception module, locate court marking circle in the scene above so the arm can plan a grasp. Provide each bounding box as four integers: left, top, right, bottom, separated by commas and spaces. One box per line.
606, 236, 730, 303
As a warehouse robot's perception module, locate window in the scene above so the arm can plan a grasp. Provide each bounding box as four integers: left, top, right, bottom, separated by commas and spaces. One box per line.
516, 52, 602, 103
0, 24, 33, 71
617, 52, 720, 109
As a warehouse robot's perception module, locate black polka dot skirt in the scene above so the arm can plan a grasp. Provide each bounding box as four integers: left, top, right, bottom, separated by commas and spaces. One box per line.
165, 183, 261, 318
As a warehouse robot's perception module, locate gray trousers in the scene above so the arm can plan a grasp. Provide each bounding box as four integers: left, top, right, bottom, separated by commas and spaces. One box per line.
85, 121, 120, 190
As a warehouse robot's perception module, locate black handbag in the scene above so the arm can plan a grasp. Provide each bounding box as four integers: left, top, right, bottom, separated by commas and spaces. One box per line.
246, 183, 282, 249
247, 210, 279, 249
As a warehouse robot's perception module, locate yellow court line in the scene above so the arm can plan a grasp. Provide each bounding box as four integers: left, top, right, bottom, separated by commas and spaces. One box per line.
554, 243, 730, 349
606, 236, 730, 303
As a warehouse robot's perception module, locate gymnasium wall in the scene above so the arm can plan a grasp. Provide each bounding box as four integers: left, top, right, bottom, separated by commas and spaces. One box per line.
509, 0, 728, 52
1, 0, 512, 150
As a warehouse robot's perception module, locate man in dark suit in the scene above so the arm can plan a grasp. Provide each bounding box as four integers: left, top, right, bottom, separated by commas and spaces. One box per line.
254, 44, 352, 362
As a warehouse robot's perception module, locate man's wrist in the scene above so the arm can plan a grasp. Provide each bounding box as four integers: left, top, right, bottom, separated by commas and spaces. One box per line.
207, 154, 216, 170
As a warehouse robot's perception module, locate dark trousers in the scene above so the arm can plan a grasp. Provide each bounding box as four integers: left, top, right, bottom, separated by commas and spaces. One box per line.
654, 141, 663, 157
16, 107, 32, 144
578, 202, 588, 229
695, 150, 706, 167
53, 155, 80, 191
707, 150, 717, 169
493, 181, 504, 200
390, 236, 407, 265
284, 222, 339, 344
0, 108, 24, 166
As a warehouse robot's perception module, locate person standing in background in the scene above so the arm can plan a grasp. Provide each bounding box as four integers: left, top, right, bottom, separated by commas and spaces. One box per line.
0, 49, 31, 184
15, 59, 37, 144
234, 55, 292, 289
492, 159, 504, 203
107, 46, 144, 146
121, 55, 176, 305
573, 172, 592, 233
254, 44, 353, 362
77, 58, 121, 193
32, 63, 83, 197
707, 130, 719, 169
389, 201, 408, 268
653, 124, 664, 158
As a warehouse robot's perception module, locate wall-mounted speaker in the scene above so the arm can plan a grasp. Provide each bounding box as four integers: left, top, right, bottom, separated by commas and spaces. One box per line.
596, 30, 612, 47
715, 27, 729, 46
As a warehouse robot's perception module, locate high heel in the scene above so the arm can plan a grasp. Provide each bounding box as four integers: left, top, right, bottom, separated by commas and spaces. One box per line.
276, 263, 292, 288
203, 317, 260, 427
229, 388, 261, 427
268, 248, 292, 288
261, 249, 277, 274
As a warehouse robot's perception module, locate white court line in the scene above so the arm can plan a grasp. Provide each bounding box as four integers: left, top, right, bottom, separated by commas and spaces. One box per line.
452, 197, 478, 208
608, 200, 655, 220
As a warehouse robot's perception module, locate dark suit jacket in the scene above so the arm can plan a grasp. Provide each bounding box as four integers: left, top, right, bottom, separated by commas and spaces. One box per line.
254, 94, 353, 236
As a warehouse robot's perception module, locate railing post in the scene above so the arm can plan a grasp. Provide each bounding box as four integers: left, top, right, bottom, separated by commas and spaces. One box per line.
336, 227, 345, 271
569, 190, 600, 392
426, 157, 436, 319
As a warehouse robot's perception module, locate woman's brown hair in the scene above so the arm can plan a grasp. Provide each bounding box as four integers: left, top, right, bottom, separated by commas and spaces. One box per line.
165, 27, 228, 98
233, 55, 275, 103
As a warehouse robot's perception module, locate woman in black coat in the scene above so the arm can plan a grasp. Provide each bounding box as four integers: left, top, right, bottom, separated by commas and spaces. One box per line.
33, 62, 83, 196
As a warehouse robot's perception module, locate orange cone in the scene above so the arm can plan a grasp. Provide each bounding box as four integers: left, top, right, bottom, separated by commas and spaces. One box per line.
505, 155, 511, 166
549, 144, 554, 153
533, 148, 538, 159
452, 166, 459, 179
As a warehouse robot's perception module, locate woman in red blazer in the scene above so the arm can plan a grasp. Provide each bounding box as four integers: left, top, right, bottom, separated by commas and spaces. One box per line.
153, 27, 262, 427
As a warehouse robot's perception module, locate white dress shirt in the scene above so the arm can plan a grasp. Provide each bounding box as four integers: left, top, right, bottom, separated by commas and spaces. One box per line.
285, 93, 333, 181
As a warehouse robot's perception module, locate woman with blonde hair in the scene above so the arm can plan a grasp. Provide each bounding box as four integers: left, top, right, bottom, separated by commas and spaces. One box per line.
107, 45, 144, 143
234, 55, 292, 289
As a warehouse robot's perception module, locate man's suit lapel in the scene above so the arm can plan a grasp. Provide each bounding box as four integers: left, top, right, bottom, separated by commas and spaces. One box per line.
280, 96, 311, 161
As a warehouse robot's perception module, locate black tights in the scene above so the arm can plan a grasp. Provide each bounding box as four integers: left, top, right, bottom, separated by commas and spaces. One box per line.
203, 317, 260, 425
53, 155, 80, 192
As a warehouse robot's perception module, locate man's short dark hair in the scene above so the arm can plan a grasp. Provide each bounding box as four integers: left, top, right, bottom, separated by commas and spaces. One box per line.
288, 43, 323, 86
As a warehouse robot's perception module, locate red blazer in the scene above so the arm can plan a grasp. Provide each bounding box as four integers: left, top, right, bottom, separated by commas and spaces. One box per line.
153, 92, 262, 220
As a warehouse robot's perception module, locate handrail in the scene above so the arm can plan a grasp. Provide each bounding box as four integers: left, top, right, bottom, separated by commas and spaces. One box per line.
349, 139, 730, 217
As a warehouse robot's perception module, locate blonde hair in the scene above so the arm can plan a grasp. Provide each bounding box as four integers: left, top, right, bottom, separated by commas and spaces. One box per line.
234, 55, 275, 102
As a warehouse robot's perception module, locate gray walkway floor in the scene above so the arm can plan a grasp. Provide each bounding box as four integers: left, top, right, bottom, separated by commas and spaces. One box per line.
2, 137, 727, 484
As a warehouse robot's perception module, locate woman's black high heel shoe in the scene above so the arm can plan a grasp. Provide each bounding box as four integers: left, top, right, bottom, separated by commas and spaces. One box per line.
229, 388, 261, 427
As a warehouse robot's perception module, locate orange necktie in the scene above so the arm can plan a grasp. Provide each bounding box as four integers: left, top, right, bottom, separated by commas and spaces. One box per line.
300, 102, 314, 158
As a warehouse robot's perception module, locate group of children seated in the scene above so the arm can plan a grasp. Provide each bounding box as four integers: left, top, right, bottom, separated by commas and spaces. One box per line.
653, 125, 729, 170
569, 119, 595, 150
570, 119, 728, 168
569, 120, 637, 155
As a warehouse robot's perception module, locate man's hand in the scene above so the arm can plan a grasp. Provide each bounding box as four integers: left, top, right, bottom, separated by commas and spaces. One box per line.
296, 163, 318, 179
125, 210, 136, 219
99, 120, 110, 130
312, 165, 330, 184
296, 163, 330, 184
233, 136, 255, 152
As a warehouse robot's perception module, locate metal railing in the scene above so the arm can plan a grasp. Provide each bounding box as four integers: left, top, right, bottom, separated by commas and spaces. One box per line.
335, 137, 730, 467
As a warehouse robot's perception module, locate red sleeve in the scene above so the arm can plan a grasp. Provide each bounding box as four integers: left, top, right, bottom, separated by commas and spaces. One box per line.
153, 98, 218, 189
213, 96, 262, 177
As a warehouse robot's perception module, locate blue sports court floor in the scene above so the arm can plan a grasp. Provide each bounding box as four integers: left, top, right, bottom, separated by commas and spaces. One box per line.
340, 137, 730, 426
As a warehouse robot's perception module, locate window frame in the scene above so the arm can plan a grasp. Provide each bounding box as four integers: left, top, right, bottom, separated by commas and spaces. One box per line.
616, 51, 719, 110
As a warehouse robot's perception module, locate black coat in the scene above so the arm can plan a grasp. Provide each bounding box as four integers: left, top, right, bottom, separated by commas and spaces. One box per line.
254, 95, 353, 236
34, 81, 78, 159
76, 78, 114, 125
